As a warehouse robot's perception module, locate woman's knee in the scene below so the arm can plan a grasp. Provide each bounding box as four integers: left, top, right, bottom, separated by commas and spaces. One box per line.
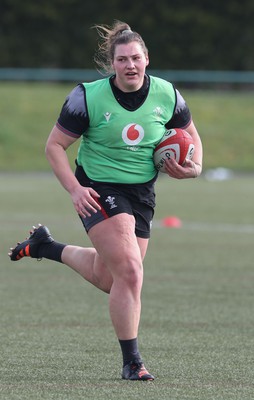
116, 253, 144, 289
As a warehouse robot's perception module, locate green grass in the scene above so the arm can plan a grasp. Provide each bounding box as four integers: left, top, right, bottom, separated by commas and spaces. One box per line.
1, 173, 254, 399
184, 90, 254, 170
1, 82, 254, 171
0, 82, 79, 171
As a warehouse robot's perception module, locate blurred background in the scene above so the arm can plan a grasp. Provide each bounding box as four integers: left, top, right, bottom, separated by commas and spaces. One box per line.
1, 0, 254, 70
0, 0, 254, 172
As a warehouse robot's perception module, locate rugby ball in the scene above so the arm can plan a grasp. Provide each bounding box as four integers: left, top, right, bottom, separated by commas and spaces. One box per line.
153, 128, 195, 173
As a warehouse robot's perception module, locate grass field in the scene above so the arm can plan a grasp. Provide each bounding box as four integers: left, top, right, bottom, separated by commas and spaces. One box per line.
1, 173, 254, 399
1, 82, 254, 171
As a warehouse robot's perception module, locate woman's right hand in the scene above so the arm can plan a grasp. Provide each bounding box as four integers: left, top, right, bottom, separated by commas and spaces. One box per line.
70, 185, 101, 217
45, 126, 101, 218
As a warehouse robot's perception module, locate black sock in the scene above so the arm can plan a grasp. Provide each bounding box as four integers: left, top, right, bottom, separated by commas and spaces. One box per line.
119, 338, 142, 367
37, 242, 66, 263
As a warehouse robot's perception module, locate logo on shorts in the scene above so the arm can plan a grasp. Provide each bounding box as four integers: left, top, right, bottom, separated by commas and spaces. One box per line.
105, 196, 117, 209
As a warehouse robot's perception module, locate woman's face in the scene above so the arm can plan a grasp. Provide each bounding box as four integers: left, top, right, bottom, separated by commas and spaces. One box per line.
112, 41, 149, 92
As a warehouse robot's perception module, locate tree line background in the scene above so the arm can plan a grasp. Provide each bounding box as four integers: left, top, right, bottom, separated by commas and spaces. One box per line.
1, 0, 254, 71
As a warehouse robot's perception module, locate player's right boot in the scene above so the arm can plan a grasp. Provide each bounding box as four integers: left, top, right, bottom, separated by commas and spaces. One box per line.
9, 225, 54, 261
122, 360, 155, 381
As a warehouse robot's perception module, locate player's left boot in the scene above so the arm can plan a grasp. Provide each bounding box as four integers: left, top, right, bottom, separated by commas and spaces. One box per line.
9, 224, 54, 261
122, 360, 154, 381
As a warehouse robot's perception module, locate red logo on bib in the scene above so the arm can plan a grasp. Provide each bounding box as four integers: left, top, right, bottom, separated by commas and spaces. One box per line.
122, 124, 144, 145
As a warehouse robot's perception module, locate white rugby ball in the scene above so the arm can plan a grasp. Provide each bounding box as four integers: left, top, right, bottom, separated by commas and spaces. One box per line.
153, 128, 195, 173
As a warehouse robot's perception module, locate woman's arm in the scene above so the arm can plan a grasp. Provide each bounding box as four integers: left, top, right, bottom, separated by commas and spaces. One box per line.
45, 125, 101, 216
164, 120, 203, 179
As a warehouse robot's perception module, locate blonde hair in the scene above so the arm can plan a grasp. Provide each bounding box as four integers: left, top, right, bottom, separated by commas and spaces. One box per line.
93, 20, 148, 74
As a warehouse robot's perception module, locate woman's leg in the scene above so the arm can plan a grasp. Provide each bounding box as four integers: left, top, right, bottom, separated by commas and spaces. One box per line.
9, 219, 153, 379
61, 245, 113, 293
88, 213, 149, 340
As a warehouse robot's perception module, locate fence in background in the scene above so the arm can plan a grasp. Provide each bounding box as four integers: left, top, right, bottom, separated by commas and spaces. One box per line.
0, 68, 254, 85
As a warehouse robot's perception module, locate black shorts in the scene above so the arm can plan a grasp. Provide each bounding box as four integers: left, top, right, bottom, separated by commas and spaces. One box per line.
75, 164, 157, 239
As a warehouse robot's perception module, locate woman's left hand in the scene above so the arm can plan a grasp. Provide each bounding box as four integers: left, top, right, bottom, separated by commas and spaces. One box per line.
164, 157, 202, 179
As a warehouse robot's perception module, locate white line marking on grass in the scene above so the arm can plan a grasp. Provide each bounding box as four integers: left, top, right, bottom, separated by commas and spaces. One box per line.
183, 222, 254, 234
153, 220, 254, 234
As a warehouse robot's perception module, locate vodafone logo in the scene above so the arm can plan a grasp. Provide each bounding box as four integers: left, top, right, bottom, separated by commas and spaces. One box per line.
122, 123, 144, 146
